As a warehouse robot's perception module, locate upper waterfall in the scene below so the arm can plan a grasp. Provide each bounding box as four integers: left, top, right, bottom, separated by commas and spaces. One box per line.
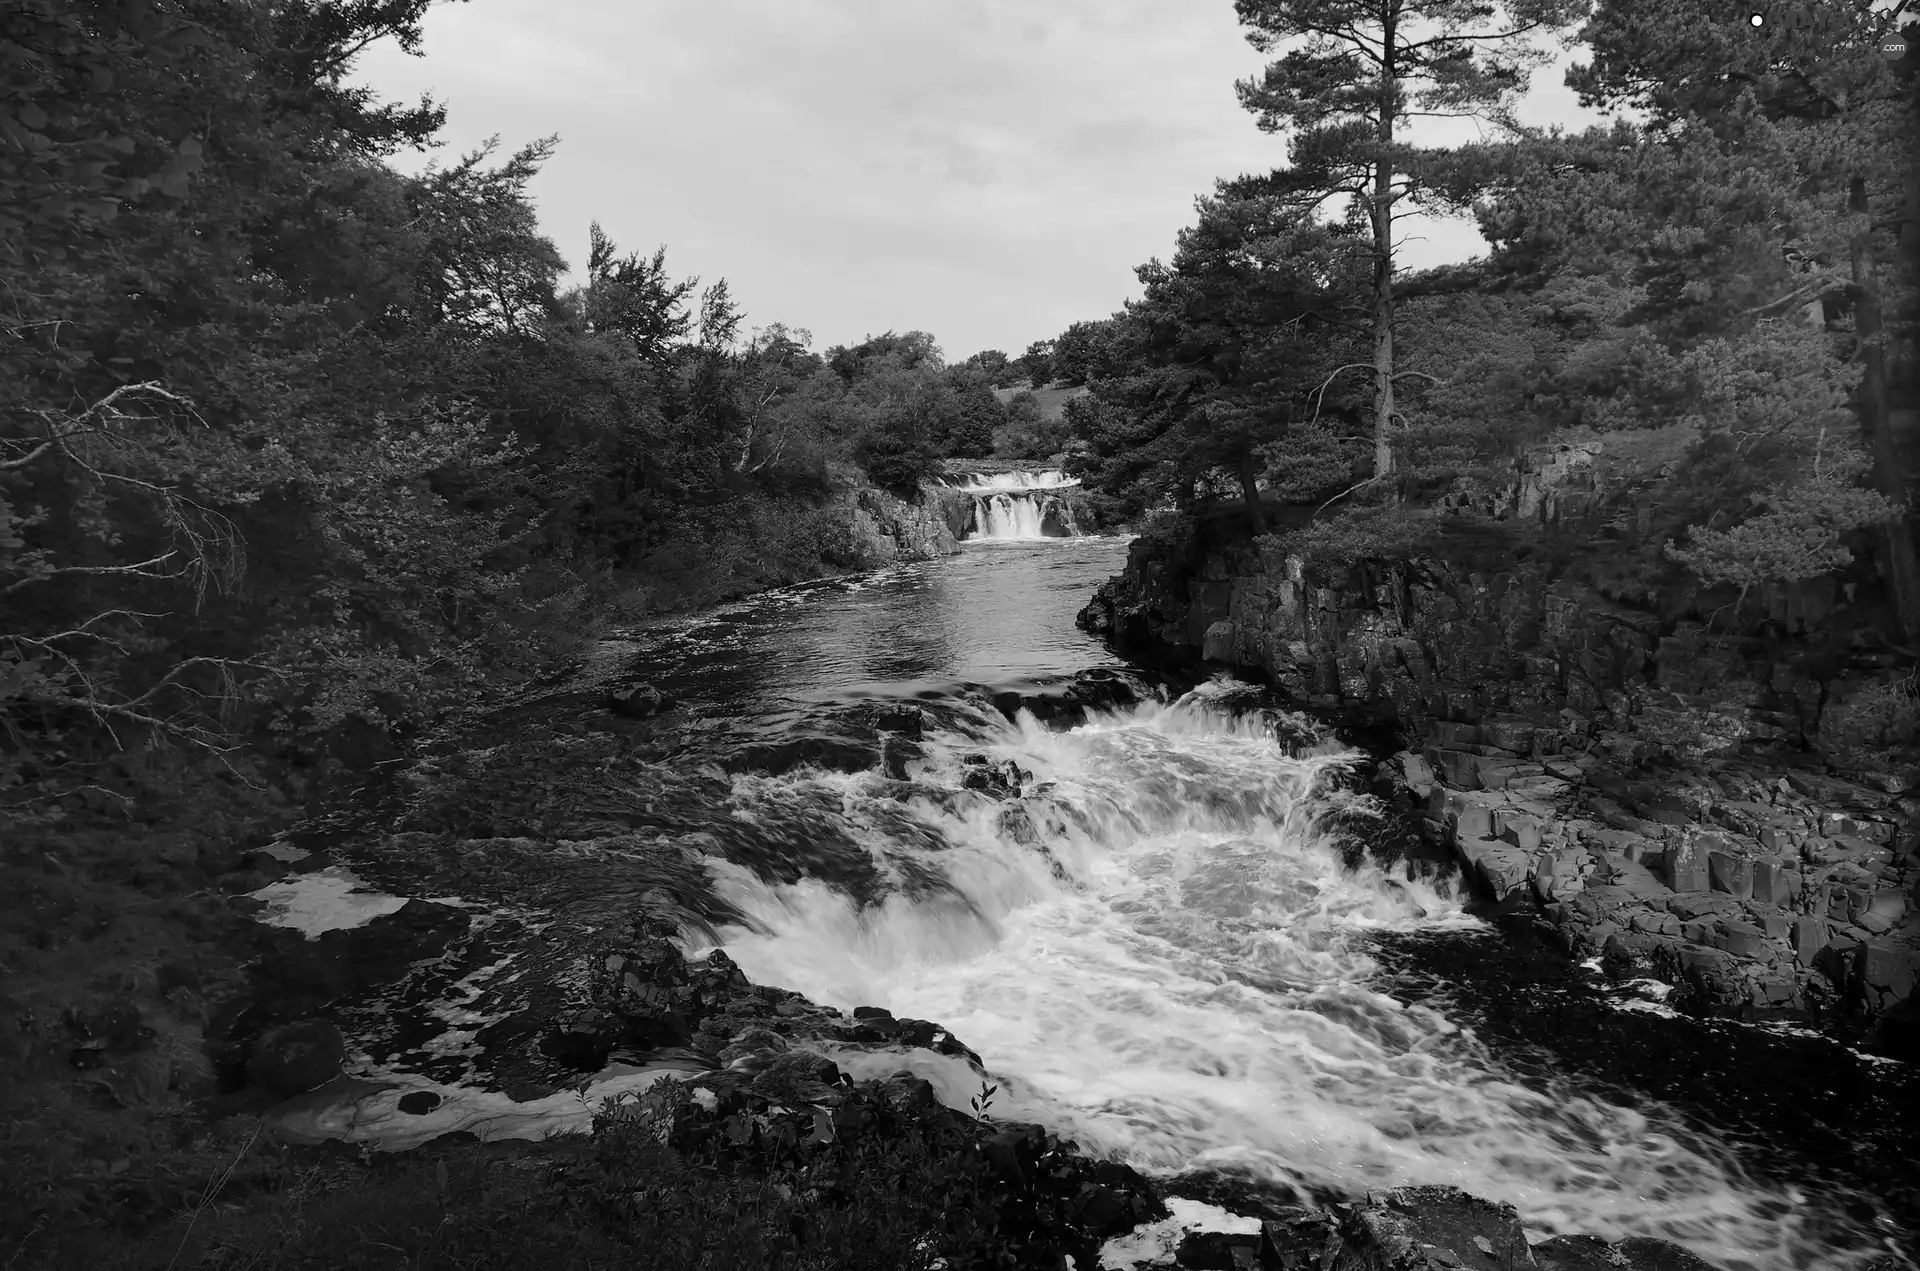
940, 468, 1084, 541
944, 469, 1080, 493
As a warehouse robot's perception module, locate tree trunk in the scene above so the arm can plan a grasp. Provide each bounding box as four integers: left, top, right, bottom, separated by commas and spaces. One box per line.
1369, 12, 1398, 482
1850, 176, 1920, 639
1237, 444, 1267, 536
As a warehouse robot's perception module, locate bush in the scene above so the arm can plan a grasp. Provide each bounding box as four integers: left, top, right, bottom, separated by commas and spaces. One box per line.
1262, 501, 1444, 573
1817, 675, 1920, 777
854, 431, 943, 500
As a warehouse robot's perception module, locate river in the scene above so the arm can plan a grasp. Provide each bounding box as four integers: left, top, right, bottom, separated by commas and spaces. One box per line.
559, 534, 1912, 1270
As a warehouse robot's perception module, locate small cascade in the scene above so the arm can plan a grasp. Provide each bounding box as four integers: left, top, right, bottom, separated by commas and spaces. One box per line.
945, 469, 1083, 541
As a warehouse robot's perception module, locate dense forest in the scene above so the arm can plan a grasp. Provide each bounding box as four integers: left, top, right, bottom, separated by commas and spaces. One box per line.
1044, 0, 1918, 690
0, 0, 1084, 825
8, 0, 1915, 824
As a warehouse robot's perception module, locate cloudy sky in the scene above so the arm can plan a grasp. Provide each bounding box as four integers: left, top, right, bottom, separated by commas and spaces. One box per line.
351, 0, 1610, 361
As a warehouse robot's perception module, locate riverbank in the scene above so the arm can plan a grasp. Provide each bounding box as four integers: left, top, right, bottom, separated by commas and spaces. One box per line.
7, 533, 1913, 1269
0, 478, 969, 1267
2, 648, 1790, 1270
1077, 515, 1920, 1055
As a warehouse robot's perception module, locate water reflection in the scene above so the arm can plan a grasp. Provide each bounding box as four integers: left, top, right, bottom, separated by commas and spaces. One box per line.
626, 538, 1133, 715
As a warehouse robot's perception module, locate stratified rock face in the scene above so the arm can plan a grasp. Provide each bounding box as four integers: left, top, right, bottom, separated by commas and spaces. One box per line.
1079, 537, 1868, 755
1078, 524, 1920, 1032
849, 486, 960, 562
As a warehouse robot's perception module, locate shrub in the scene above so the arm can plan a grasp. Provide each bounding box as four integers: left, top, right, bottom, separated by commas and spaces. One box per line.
1817, 675, 1920, 777
854, 431, 942, 500
1262, 501, 1444, 573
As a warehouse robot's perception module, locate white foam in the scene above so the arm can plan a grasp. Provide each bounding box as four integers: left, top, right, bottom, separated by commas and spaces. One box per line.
266, 1062, 706, 1151
696, 692, 1859, 1269
249, 865, 409, 938
945, 470, 1079, 493
1100, 1198, 1264, 1271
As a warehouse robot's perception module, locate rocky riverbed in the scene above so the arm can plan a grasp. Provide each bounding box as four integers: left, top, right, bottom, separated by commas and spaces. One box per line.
1077, 529, 1920, 1057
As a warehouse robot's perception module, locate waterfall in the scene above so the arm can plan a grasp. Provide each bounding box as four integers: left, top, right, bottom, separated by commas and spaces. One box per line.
696, 682, 1870, 1270
946, 469, 1083, 541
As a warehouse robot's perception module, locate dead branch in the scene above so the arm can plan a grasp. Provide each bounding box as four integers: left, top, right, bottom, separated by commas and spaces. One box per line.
0, 552, 184, 596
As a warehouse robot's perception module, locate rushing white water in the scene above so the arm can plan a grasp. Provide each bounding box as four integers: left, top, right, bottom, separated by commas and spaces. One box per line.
945, 469, 1079, 492
702, 685, 1869, 1271
944, 469, 1085, 541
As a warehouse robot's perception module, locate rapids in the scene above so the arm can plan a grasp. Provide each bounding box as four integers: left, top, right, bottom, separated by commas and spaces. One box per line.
554, 537, 1913, 1268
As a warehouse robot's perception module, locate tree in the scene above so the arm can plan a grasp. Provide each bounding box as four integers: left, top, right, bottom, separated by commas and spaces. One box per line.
585, 222, 698, 363
1013, 339, 1054, 386
1063, 193, 1372, 525
1505, 0, 1920, 634
941, 366, 1005, 458
960, 349, 1012, 382
827, 330, 942, 381
1050, 319, 1126, 385
1231, 0, 1589, 480
413, 138, 567, 336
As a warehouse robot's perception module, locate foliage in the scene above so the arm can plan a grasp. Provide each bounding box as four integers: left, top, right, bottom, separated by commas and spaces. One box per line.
1817, 674, 1920, 777
1663, 469, 1896, 593
998, 390, 1068, 461
1230, 0, 1591, 479
0, 0, 1006, 823
1262, 501, 1444, 573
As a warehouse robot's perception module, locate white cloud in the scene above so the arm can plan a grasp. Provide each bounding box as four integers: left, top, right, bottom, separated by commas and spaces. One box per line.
350, 0, 1608, 359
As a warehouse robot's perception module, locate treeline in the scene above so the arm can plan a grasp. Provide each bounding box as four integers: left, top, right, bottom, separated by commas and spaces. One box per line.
0, 0, 1067, 821
1034, 0, 1918, 658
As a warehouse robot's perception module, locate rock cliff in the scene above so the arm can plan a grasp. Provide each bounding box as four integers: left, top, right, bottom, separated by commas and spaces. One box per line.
1078, 459, 1920, 1047
847, 486, 961, 562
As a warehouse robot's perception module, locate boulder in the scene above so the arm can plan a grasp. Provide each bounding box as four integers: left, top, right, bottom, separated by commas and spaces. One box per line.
1664, 839, 1710, 892
1494, 808, 1545, 852
1331, 1186, 1534, 1269
1455, 837, 1534, 902
1855, 939, 1920, 1008
1750, 858, 1798, 906
1530, 849, 1586, 903
1426, 746, 1484, 791
1391, 750, 1437, 798
607, 683, 667, 718
1706, 851, 1753, 900
1480, 716, 1538, 755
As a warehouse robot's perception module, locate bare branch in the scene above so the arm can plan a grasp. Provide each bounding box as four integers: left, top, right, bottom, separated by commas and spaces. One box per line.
1315, 475, 1381, 518
0, 552, 183, 596
1308, 363, 1380, 430
0, 439, 57, 471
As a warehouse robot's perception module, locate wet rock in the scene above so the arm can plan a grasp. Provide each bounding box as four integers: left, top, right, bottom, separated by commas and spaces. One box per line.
960, 755, 1030, 798
731, 726, 879, 776
1068, 1159, 1167, 1239
606, 682, 666, 718
749, 1051, 844, 1103
1334, 1186, 1534, 1269
1455, 837, 1533, 903
248, 1019, 346, 1096
1261, 1213, 1342, 1269
1176, 1226, 1262, 1269
1531, 1234, 1716, 1270
881, 735, 923, 780
1856, 939, 1920, 1011
397, 1090, 441, 1115
1602, 930, 1671, 979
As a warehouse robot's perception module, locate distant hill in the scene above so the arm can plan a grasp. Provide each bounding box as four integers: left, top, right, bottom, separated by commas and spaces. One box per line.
992, 380, 1090, 423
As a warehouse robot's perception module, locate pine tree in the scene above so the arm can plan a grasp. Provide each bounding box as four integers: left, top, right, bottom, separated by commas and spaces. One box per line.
1231, 0, 1589, 480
